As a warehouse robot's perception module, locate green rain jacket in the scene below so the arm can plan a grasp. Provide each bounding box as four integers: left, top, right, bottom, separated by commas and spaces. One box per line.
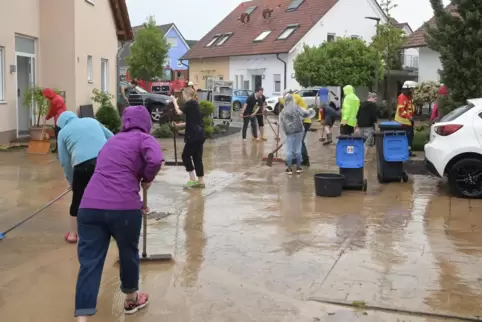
341, 85, 360, 127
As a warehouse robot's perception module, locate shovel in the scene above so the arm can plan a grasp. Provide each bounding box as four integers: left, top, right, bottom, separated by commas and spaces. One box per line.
266, 141, 284, 167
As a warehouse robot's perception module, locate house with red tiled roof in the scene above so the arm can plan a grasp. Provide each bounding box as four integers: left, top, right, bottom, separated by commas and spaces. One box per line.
403, 4, 457, 83
181, 0, 390, 97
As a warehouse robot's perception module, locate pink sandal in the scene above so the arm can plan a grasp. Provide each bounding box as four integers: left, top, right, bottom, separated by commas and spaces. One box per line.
124, 292, 149, 314
64, 232, 78, 243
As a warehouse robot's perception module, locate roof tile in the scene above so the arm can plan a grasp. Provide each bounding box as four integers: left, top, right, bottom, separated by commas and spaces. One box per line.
404, 4, 457, 48
182, 0, 338, 60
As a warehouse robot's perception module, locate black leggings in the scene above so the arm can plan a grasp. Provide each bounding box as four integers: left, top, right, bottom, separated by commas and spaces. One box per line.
71, 158, 97, 217
55, 126, 60, 151
242, 116, 258, 139
182, 140, 205, 177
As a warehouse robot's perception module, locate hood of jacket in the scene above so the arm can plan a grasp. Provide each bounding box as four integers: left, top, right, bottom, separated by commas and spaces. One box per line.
42, 88, 57, 100
343, 85, 354, 96
122, 105, 152, 133
57, 111, 77, 129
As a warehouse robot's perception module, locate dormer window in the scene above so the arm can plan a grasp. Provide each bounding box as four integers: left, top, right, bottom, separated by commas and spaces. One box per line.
254, 30, 272, 42
245, 6, 257, 15
286, 0, 304, 12
205, 34, 221, 47
277, 24, 299, 40
216, 32, 233, 46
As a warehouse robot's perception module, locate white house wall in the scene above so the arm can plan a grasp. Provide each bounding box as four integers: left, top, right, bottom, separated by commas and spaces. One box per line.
229, 54, 288, 96
287, 0, 386, 90
418, 47, 442, 82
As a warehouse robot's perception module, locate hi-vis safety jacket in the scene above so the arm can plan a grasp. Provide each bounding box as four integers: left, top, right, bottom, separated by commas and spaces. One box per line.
394, 93, 414, 126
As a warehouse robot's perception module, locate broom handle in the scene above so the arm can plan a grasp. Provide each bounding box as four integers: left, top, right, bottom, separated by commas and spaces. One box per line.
142, 188, 147, 258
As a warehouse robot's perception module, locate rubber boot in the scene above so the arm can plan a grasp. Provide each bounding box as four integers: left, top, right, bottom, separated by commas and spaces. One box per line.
302, 156, 310, 166
323, 133, 333, 145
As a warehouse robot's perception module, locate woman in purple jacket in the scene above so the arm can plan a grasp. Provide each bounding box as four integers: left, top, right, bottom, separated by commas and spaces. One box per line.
74, 106, 163, 321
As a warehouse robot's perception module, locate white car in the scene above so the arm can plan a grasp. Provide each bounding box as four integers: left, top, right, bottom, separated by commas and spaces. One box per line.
265, 95, 282, 114
425, 98, 482, 198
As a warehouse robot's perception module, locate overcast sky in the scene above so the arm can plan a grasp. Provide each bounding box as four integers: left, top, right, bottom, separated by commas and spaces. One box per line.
126, 0, 451, 40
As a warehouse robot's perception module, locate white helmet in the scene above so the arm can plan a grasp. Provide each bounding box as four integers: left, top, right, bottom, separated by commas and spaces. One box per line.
402, 81, 417, 89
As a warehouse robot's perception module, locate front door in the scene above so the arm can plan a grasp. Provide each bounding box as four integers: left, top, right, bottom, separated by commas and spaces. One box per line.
253, 75, 262, 91
17, 56, 34, 136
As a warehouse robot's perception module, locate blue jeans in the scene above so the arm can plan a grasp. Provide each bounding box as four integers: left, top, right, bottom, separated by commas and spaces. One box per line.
285, 132, 304, 168
74, 208, 142, 317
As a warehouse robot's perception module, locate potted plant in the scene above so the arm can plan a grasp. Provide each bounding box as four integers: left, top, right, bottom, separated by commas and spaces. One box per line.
23, 86, 62, 140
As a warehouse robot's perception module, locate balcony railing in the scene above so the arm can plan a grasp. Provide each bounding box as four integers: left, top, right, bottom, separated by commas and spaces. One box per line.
401, 54, 419, 69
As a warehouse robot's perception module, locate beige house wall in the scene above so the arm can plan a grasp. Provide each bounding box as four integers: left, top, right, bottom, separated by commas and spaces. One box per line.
0, 0, 119, 144
189, 58, 230, 88
74, 0, 118, 112
0, 0, 41, 143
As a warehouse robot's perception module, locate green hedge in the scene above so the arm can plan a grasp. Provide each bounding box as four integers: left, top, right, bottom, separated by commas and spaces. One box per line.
412, 127, 430, 152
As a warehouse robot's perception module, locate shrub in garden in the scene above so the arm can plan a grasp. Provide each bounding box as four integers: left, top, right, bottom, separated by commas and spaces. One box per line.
92, 89, 121, 133
199, 100, 215, 138
152, 123, 173, 138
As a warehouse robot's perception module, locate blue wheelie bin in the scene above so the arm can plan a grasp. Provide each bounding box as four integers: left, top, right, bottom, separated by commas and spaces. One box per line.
374, 123, 409, 183
336, 135, 367, 191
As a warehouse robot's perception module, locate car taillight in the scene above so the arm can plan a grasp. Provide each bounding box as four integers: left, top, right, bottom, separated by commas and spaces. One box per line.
434, 124, 463, 136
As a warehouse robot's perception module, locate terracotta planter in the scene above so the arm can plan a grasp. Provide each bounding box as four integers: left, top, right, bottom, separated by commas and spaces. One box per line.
29, 127, 49, 140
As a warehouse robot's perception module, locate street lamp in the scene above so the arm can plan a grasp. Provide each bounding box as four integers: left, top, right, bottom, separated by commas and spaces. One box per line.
366, 16, 381, 93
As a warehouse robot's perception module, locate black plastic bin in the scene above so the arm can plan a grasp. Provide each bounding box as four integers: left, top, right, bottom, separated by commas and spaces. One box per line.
336, 135, 367, 191
374, 131, 409, 183
314, 173, 345, 197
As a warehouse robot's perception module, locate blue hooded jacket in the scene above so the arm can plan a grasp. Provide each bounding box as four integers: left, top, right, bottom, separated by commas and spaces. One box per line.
57, 111, 113, 184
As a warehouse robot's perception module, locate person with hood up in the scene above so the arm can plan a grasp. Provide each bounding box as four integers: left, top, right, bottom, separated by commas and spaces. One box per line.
74, 106, 163, 320
57, 112, 113, 242
279, 93, 316, 175
340, 85, 360, 135
57, 112, 113, 243
43, 88, 67, 153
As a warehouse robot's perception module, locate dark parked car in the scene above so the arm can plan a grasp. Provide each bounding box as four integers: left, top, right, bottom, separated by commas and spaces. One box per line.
126, 85, 173, 123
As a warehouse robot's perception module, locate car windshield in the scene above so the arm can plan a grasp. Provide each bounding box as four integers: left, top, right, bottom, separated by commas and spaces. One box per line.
439, 103, 474, 122
135, 86, 148, 94
246, 90, 253, 96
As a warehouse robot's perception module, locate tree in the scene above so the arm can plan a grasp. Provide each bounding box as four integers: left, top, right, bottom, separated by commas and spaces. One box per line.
425, 0, 482, 109
371, 0, 408, 98
126, 16, 170, 81
293, 38, 382, 88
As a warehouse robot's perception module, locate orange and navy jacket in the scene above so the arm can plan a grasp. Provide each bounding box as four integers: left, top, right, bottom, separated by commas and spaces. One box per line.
43, 88, 67, 126
394, 93, 414, 126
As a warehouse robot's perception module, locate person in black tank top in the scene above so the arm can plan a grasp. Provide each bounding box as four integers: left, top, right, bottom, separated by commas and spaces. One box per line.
172, 88, 206, 189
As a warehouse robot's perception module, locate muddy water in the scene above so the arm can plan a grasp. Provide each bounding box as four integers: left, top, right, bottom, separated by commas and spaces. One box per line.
0, 127, 481, 321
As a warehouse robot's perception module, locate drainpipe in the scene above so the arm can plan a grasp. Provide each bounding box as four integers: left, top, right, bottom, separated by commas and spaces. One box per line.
276, 53, 287, 90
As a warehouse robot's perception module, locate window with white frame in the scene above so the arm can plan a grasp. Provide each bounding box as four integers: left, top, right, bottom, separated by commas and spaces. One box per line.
101, 59, 108, 92
327, 33, 335, 42
240, 75, 244, 89
0, 47, 4, 101
87, 55, 93, 83
216, 33, 233, 46
243, 80, 250, 90
167, 37, 178, 47
254, 30, 272, 42
206, 34, 221, 47
235, 75, 239, 89
277, 24, 299, 40
273, 74, 281, 93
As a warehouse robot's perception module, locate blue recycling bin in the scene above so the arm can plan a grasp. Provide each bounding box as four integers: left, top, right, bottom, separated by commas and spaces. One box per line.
336, 135, 367, 191
374, 130, 409, 183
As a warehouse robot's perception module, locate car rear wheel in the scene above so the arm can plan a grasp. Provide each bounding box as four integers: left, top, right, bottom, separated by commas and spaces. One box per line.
233, 101, 242, 111
273, 103, 280, 115
447, 158, 482, 198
